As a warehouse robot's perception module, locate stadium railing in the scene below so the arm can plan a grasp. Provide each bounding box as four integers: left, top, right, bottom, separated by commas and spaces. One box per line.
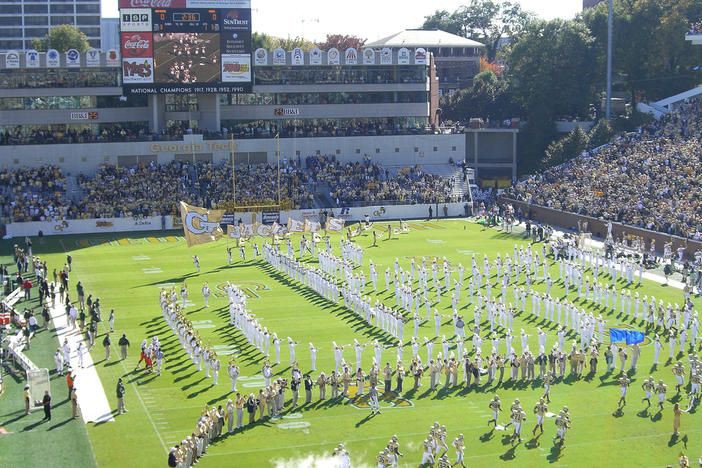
499, 196, 702, 258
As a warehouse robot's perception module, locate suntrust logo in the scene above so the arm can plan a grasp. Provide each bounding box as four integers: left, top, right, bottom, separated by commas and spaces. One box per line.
224, 18, 248, 25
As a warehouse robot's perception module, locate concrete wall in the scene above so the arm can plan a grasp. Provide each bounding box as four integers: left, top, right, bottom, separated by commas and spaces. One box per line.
4, 202, 469, 238
502, 197, 702, 258
0, 133, 466, 174
219, 103, 429, 121
465, 129, 518, 180
5, 215, 172, 238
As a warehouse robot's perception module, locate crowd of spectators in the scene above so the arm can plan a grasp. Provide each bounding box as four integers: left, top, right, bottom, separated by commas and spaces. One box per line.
0, 120, 447, 146
304, 155, 461, 205
0, 166, 74, 223
0, 157, 463, 223
689, 22, 702, 35
507, 98, 702, 240
0, 125, 193, 146
76, 161, 318, 218
226, 120, 434, 140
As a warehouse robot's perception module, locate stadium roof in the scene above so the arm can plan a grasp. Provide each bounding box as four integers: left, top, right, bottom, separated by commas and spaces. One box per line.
366, 29, 486, 49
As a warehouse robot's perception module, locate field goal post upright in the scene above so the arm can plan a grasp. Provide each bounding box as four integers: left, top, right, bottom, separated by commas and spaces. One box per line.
229, 132, 282, 214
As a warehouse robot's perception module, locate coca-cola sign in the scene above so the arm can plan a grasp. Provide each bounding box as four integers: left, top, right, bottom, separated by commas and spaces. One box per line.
121, 32, 153, 58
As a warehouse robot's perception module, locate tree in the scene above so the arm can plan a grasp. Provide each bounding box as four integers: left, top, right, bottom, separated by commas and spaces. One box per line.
278, 36, 316, 51
251, 32, 280, 51
517, 111, 558, 175
582, 0, 702, 103
316, 34, 366, 51
440, 70, 517, 123
505, 18, 600, 122
30, 24, 89, 53
588, 119, 614, 148
251, 32, 315, 51
422, 10, 462, 36
540, 125, 589, 169
479, 56, 501, 75
422, 1, 535, 61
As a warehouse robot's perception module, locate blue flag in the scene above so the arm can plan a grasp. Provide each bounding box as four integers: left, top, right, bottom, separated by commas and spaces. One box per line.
609, 329, 626, 343
609, 328, 645, 344
625, 331, 645, 345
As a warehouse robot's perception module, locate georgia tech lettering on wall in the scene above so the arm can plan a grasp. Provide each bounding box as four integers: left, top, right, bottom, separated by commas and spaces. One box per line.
149, 141, 237, 153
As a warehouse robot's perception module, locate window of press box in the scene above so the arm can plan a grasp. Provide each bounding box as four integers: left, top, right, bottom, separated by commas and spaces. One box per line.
219, 91, 427, 106
97, 95, 148, 108
165, 94, 199, 112
0, 70, 120, 89
253, 66, 426, 86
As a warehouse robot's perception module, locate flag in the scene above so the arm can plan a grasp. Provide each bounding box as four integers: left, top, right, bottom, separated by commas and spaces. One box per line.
287, 218, 304, 233
609, 328, 627, 343
304, 219, 321, 233
226, 224, 241, 239
241, 223, 257, 237
326, 217, 345, 232
625, 331, 645, 345
609, 328, 645, 345
179, 202, 224, 248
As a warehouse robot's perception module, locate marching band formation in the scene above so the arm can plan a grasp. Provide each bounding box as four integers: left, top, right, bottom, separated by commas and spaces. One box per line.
159, 223, 701, 467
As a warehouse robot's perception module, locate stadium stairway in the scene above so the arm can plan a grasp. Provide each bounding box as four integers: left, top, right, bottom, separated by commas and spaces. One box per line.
419, 164, 469, 201
64, 174, 84, 202
312, 182, 336, 208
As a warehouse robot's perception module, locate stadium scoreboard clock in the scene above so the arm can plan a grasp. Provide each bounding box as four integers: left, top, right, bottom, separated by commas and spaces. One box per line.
119, 1, 252, 95
153, 9, 220, 33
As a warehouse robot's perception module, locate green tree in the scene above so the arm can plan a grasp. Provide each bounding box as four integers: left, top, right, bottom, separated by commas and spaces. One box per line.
251, 32, 279, 51
588, 119, 614, 148
517, 111, 558, 176
278, 36, 316, 51
440, 70, 517, 122
582, 0, 702, 103
30, 24, 89, 53
505, 18, 600, 122
252, 32, 315, 51
422, 1, 534, 60
540, 125, 590, 169
421, 10, 462, 36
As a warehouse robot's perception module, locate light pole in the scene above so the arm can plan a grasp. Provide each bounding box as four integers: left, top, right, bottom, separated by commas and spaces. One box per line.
606, 0, 613, 120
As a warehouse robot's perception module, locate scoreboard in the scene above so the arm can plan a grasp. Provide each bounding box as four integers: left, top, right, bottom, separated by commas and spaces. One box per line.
153, 9, 220, 32
119, 1, 252, 94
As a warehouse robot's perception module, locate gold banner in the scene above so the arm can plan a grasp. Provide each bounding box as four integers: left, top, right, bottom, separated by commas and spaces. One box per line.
179, 201, 225, 248
325, 217, 345, 232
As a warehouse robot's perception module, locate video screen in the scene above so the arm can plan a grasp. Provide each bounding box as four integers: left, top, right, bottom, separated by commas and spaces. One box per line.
153, 32, 220, 84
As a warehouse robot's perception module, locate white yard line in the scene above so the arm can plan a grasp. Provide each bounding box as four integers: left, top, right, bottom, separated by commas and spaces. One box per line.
49, 293, 114, 424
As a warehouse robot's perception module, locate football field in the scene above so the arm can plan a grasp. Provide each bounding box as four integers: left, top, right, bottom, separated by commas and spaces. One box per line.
3, 218, 701, 467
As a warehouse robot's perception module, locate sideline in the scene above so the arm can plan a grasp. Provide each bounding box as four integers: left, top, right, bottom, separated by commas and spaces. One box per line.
49, 288, 114, 424
522, 222, 688, 291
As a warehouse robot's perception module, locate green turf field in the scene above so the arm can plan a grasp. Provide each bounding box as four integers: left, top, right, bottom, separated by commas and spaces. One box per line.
2, 218, 701, 468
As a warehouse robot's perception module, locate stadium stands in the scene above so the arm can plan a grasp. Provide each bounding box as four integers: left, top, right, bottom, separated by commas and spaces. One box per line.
0, 166, 72, 223
507, 98, 702, 240
0, 120, 450, 146
0, 159, 466, 223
